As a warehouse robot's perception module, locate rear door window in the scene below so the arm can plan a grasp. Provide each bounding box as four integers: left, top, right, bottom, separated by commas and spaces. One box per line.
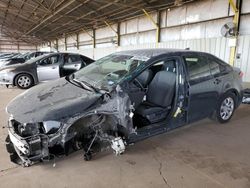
208, 57, 232, 75
65, 54, 82, 64
209, 59, 221, 76
184, 56, 211, 83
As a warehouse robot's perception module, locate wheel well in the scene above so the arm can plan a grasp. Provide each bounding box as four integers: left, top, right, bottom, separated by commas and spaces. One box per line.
225, 89, 240, 106
13, 72, 35, 86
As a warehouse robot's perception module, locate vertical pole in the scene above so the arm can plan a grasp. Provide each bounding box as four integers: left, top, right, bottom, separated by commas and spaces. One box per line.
229, 0, 241, 66
56, 38, 58, 51
157, 10, 161, 44
92, 29, 96, 60
64, 35, 67, 51
76, 32, 79, 50
117, 22, 120, 46
93, 29, 96, 48
17, 42, 20, 53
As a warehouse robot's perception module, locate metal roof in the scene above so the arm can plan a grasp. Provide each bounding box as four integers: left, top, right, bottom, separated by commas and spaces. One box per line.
0, 0, 194, 45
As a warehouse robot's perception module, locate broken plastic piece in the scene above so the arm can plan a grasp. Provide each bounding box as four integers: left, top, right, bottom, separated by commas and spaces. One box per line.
111, 137, 125, 155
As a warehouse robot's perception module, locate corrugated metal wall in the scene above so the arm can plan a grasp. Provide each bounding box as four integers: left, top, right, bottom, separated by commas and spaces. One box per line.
69, 35, 249, 82
39, 0, 250, 82
0, 32, 36, 53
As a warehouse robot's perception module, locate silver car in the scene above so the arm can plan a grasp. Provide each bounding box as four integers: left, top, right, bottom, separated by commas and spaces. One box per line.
0, 52, 94, 89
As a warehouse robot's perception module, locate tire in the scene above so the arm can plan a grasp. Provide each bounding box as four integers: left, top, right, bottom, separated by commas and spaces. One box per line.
72, 138, 83, 151
5, 135, 16, 154
15, 73, 34, 89
213, 93, 236, 123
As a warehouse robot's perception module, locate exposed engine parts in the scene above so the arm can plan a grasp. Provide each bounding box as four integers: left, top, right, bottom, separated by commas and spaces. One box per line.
7, 99, 131, 166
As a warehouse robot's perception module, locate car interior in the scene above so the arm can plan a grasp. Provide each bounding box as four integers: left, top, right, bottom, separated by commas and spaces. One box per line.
61, 54, 84, 77
131, 59, 177, 128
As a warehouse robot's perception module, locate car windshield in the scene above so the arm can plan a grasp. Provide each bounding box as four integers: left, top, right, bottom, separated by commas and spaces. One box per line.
73, 54, 148, 90
18, 52, 29, 58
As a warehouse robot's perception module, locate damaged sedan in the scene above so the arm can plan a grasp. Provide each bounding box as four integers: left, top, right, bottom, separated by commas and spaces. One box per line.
5, 49, 243, 167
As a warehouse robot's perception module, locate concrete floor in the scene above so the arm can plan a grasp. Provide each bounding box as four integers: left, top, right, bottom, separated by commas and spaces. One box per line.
0, 86, 250, 188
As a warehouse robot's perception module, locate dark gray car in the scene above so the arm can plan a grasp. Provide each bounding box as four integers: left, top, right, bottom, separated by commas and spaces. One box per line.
0, 52, 94, 89
5, 49, 243, 166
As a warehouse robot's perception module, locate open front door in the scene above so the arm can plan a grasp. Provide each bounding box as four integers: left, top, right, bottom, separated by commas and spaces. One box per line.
37, 54, 60, 82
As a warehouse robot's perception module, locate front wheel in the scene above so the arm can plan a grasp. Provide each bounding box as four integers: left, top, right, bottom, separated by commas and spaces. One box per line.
15, 74, 34, 89
213, 93, 236, 123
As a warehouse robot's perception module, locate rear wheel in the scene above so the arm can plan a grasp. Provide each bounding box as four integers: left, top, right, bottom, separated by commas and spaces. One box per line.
213, 93, 236, 123
15, 74, 34, 89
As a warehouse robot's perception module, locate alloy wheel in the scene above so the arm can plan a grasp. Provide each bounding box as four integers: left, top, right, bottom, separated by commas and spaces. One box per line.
220, 97, 234, 120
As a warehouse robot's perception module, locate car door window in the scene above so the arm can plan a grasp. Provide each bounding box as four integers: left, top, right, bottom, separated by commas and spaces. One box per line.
208, 57, 232, 76
209, 59, 220, 76
39, 55, 59, 66
184, 56, 211, 84
65, 54, 82, 64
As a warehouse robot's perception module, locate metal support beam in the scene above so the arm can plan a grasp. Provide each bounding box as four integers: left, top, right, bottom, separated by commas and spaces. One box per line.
64, 35, 67, 51
55, 38, 58, 51
142, 9, 160, 43
104, 20, 119, 46
76, 32, 79, 50
93, 29, 96, 48
25, 0, 76, 35
81, 27, 94, 39
117, 22, 120, 46
157, 10, 161, 43
104, 21, 118, 35
17, 42, 20, 52
228, 0, 242, 66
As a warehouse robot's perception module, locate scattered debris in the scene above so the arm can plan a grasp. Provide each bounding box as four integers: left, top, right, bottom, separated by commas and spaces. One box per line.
242, 89, 250, 104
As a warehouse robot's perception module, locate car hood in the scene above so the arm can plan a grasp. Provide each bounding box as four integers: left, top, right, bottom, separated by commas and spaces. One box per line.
7, 78, 102, 123
0, 61, 35, 71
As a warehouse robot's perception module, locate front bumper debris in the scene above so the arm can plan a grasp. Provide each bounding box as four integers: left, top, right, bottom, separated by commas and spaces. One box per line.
6, 119, 49, 167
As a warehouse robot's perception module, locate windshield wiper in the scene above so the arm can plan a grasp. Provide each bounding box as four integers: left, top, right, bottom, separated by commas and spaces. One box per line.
66, 74, 91, 92
74, 79, 100, 93
67, 74, 103, 93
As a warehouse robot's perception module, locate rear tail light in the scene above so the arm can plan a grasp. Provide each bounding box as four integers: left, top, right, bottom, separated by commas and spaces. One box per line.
239, 71, 244, 78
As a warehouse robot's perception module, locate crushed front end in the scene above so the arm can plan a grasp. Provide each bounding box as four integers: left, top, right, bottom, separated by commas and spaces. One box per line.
6, 118, 60, 167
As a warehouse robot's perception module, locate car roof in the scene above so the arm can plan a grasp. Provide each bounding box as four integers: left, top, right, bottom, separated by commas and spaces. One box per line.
115, 48, 210, 59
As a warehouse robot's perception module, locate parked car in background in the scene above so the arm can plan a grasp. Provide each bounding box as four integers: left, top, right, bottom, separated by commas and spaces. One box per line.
0, 52, 51, 68
0, 53, 20, 61
4, 49, 243, 166
0, 53, 26, 68
0, 52, 94, 89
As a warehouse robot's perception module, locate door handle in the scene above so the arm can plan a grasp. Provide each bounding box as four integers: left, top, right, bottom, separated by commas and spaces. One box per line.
214, 78, 221, 84
52, 66, 56, 69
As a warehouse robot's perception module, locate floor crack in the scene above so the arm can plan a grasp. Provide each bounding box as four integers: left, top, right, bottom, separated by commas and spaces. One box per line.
153, 155, 171, 188
0, 166, 18, 174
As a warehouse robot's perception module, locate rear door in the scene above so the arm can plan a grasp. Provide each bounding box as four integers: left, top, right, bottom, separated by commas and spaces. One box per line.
37, 54, 60, 82
208, 56, 234, 95
184, 54, 218, 122
62, 54, 82, 75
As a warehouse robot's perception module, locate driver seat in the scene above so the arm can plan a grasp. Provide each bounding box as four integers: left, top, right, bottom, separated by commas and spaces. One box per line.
136, 71, 176, 124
